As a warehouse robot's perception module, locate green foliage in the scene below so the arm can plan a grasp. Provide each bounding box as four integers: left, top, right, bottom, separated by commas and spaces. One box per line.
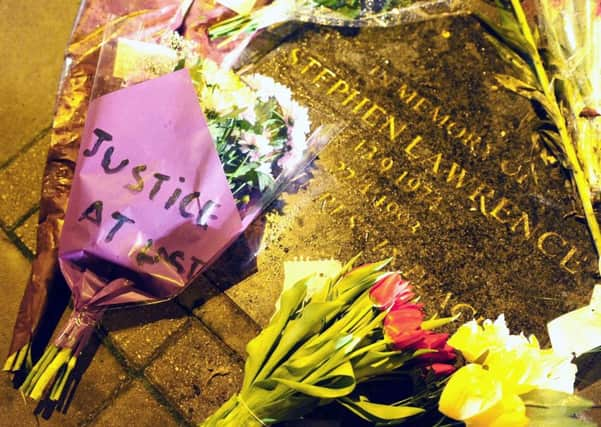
201, 258, 436, 426
523, 388, 595, 426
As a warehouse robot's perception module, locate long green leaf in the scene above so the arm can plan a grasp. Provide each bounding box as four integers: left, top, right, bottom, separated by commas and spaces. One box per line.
271, 362, 356, 399
337, 396, 424, 424
254, 301, 345, 384
242, 279, 307, 392
522, 389, 594, 417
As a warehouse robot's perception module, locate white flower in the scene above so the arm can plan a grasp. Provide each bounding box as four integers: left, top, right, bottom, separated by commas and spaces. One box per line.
243, 73, 312, 169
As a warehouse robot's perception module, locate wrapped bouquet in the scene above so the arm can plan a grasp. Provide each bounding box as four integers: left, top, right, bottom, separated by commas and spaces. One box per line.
200, 257, 596, 426
8, 28, 335, 402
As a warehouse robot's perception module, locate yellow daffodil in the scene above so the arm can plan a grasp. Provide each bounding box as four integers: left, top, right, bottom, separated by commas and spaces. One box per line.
447, 315, 522, 362
439, 364, 529, 427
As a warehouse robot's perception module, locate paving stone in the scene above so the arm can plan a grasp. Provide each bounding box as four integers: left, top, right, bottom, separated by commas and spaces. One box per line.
92, 380, 180, 427
182, 278, 260, 358
145, 320, 244, 424
0, 0, 80, 164
0, 333, 128, 427
101, 301, 189, 370
14, 210, 40, 254
0, 232, 31, 362
0, 134, 49, 228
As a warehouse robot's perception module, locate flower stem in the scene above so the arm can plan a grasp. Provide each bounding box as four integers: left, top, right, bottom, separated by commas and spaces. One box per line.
19, 345, 75, 401
20, 345, 58, 395
511, 0, 601, 273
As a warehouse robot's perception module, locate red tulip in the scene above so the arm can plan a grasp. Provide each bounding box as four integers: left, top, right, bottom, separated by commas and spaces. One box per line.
429, 363, 456, 376
384, 304, 426, 349
370, 272, 413, 310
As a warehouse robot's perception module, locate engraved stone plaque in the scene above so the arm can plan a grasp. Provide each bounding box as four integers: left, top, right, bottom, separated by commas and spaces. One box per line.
211, 16, 598, 339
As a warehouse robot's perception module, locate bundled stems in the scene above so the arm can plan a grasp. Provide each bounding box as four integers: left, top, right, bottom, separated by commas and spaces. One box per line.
19, 345, 76, 401
3, 343, 31, 373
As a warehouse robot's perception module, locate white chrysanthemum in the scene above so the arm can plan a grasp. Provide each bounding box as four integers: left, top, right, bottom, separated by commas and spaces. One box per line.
243, 73, 311, 169
198, 60, 256, 116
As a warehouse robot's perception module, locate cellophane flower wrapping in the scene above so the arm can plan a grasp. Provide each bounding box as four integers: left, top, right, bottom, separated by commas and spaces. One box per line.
207, 0, 468, 47
473, 0, 601, 270
13, 6, 338, 402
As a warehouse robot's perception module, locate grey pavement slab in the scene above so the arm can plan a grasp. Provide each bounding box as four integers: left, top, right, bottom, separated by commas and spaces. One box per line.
0, 0, 80, 164
0, 133, 49, 228
102, 301, 190, 371
145, 320, 243, 424
14, 210, 39, 255
92, 380, 180, 427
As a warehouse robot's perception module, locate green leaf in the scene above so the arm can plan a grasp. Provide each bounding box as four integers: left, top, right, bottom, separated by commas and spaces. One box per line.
353, 350, 413, 380
334, 258, 391, 302
421, 314, 460, 330
242, 279, 307, 393
284, 335, 354, 378
522, 389, 594, 417
255, 301, 346, 382
174, 58, 186, 71
527, 419, 596, 427
337, 396, 424, 424
483, 33, 537, 87
271, 361, 356, 399
256, 171, 273, 192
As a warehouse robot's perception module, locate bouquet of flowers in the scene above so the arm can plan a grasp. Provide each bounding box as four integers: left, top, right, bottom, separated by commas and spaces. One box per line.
207, 0, 467, 45
200, 256, 596, 426
8, 27, 335, 403
202, 256, 457, 426
474, 0, 601, 272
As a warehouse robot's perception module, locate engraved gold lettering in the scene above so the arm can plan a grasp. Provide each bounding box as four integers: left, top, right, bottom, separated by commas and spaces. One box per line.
301, 56, 321, 74
404, 263, 427, 281
361, 104, 387, 127
450, 303, 478, 318
490, 197, 515, 224
422, 152, 443, 174
510, 210, 537, 240
368, 65, 395, 88
343, 93, 370, 113
398, 84, 420, 105
327, 79, 349, 96
378, 115, 407, 141
358, 182, 373, 195
501, 159, 530, 185
404, 177, 421, 192
412, 97, 427, 113
537, 232, 567, 257
395, 171, 408, 185
380, 157, 394, 172
468, 183, 495, 216
560, 247, 585, 275
311, 67, 336, 84
289, 48, 300, 65
432, 106, 451, 127
446, 163, 470, 189
404, 135, 424, 159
